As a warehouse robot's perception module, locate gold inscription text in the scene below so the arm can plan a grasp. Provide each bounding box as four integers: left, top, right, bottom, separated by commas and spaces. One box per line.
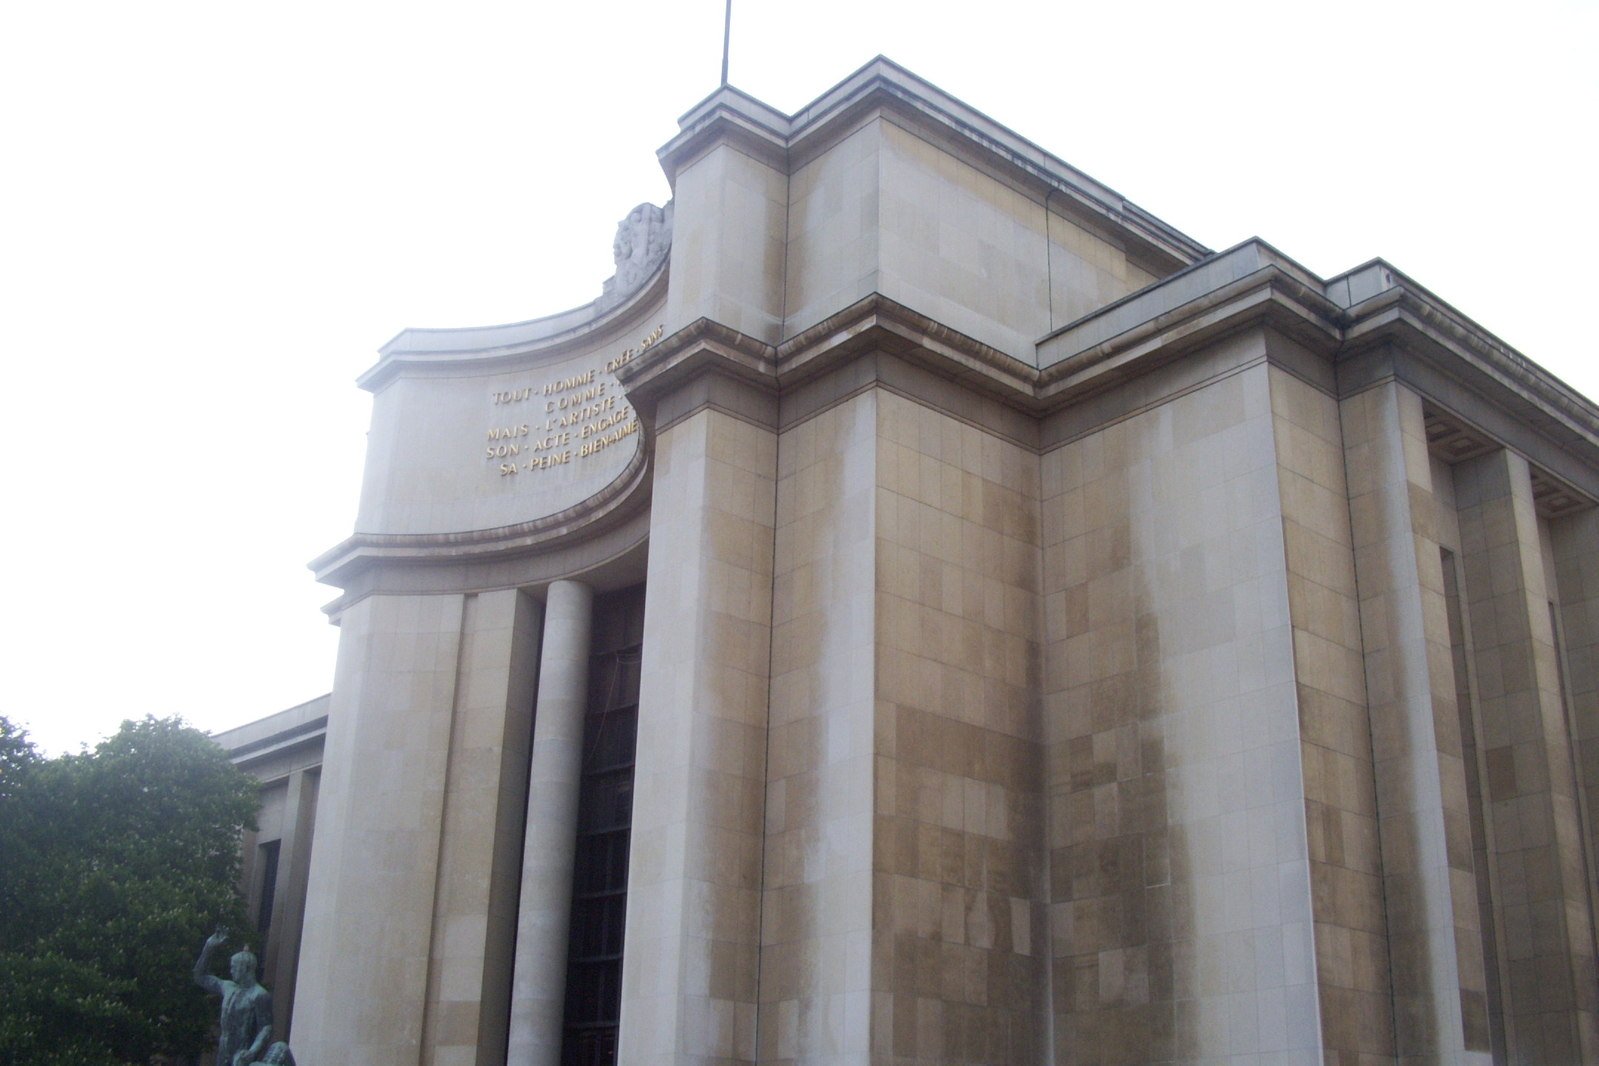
486, 324, 660, 475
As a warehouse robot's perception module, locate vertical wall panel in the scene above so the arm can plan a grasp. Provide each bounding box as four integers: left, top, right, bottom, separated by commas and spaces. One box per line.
757, 392, 877, 1065
1270, 368, 1394, 1060
622, 407, 777, 1066
1454, 450, 1599, 1063
1042, 357, 1322, 1062
871, 392, 1046, 1063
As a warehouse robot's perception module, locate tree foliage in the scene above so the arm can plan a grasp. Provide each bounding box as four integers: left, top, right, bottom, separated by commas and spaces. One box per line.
0, 716, 259, 1065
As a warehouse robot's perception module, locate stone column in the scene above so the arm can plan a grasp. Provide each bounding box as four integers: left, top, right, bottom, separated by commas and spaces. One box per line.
268, 767, 318, 1040
291, 589, 541, 1066
1455, 450, 1599, 1063
619, 399, 777, 1066
292, 593, 469, 1066
507, 580, 594, 1066
1552, 509, 1599, 912
1340, 380, 1491, 1060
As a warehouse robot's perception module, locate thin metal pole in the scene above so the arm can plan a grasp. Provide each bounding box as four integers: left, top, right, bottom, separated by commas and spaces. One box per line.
720, 0, 732, 86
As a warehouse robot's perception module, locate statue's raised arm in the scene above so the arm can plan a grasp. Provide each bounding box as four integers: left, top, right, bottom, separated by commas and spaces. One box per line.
192, 928, 274, 1066
193, 927, 228, 994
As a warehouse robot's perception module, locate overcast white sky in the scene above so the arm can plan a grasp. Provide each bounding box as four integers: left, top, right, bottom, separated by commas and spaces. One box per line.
2, 0, 1594, 754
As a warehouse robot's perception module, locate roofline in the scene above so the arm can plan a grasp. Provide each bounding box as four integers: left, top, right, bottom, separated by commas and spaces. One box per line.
659, 55, 1211, 270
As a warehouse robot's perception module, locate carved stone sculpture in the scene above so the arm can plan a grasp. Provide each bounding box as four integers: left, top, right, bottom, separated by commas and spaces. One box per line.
598, 201, 673, 308
193, 928, 275, 1066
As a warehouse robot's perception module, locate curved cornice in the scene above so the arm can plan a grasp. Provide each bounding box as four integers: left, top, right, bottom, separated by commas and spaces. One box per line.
315, 506, 652, 621
323, 240, 1599, 606
358, 262, 669, 392
311, 432, 652, 593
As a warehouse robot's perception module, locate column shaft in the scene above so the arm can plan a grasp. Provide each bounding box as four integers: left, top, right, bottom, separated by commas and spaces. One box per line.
620, 404, 776, 1066
507, 580, 594, 1066
291, 593, 469, 1066
1456, 450, 1599, 1063
270, 767, 317, 1040
1553, 510, 1599, 915
1341, 381, 1490, 1060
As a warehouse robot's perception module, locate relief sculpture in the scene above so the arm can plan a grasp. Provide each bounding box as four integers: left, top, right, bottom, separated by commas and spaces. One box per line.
597, 201, 673, 308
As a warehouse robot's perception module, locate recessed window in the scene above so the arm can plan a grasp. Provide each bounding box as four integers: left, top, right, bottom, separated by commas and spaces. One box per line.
562, 585, 645, 1066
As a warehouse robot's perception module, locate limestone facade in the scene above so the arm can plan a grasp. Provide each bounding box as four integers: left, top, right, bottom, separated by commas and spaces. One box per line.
215, 695, 327, 1046
256, 58, 1599, 1065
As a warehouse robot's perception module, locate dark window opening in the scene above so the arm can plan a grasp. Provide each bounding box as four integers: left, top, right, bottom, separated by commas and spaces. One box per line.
255, 839, 281, 983
256, 839, 280, 942
1548, 601, 1599, 982
561, 585, 645, 1066
1442, 549, 1505, 1063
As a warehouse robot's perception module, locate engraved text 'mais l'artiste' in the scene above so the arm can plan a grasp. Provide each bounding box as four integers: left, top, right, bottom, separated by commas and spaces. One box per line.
482, 325, 658, 477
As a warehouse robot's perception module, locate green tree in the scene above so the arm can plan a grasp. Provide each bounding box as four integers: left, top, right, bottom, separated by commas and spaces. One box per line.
0, 716, 260, 1065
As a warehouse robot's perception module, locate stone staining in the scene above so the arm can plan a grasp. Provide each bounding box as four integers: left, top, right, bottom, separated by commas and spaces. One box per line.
262, 57, 1599, 1066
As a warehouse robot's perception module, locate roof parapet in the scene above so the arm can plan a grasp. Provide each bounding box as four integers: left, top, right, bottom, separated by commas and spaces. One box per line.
657, 55, 1211, 270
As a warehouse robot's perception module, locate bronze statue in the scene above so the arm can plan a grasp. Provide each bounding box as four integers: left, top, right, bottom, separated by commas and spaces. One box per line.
193, 928, 274, 1066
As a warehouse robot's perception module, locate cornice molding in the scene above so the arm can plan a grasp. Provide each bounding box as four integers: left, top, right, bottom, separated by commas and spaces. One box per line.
313, 241, 1599, 601
621, 281, 1344, 421
776, 293, 1037, 401
613, 253, 1599, 500
314, 509, 651, 622
310, 435, 652, 593
1341, 271, 1599, 450
357, 263, 670, 393
614, 317, 777, 405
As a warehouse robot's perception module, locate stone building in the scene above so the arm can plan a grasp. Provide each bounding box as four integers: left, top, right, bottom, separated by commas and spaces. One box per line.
244, 57, 1599, 1065
214, 696, 325, 1045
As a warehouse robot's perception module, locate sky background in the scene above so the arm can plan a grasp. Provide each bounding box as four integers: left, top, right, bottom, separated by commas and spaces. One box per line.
2, 0, 1595, 754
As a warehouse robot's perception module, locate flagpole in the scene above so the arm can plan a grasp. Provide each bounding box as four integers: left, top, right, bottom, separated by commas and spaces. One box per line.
720, 0, 732, 86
